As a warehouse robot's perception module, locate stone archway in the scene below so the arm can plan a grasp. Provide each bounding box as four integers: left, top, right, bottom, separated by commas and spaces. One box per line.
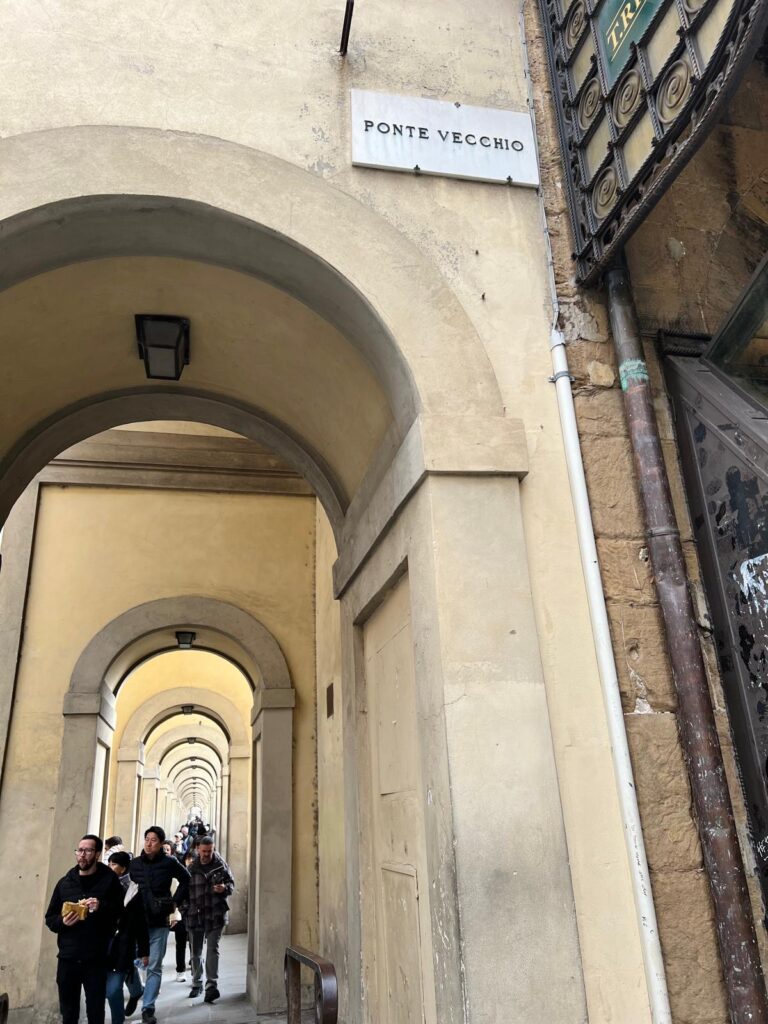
38, 595, 294, 1017
116, 687, 251, 931
0, 126, 505, 535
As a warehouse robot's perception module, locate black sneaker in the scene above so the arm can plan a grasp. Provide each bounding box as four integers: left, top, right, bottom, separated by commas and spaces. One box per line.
189, 986, 202, 998
203, 988, 220, 1004
141, 1010, 156, 1024
125, 996, 140, 1017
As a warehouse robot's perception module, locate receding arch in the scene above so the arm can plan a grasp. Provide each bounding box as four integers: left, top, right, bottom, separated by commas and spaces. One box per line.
144, 708, 232, 747
69, 595, 291, 698
141, 723, 230, 769
1, 391, 346, 534
119, 688, 249, 751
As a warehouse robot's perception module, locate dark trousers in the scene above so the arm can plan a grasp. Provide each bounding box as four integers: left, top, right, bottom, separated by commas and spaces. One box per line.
173, 920, 188, 972
56, 957, 107, 1024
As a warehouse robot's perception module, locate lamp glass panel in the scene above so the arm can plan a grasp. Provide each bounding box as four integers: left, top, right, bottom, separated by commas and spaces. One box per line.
622, 111, 655, 179
145, 346, 179, 379
585, 115, 612, 180
644, 3, 682, 80
695, 0, 734, 66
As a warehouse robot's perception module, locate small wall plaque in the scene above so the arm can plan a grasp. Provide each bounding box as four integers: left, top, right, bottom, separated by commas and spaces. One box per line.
351, 89, 539, 187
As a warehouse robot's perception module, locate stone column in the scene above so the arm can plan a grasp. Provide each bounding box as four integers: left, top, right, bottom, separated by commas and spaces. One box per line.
157, 783, 169, 836
218, 766, 230, 858
137, 768, 160, 843
213, 780, 222, 841
113, 744, 144, 846
36, 684, 116, 1014
226, 747, 251, 933
247, 687, 295, 1014
0, 480, 39, 787
335, 415, 587, 1024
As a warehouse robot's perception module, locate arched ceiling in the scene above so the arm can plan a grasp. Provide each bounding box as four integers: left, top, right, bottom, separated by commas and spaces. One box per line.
0, 255, 393, 509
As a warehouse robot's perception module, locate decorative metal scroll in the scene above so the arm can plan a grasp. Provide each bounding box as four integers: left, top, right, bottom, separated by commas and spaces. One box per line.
538, 0, 768, 283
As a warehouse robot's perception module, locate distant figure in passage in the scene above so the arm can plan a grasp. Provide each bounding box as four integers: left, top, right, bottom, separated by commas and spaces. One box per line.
187, 837, 234, 1003
44, 834, 124, 1024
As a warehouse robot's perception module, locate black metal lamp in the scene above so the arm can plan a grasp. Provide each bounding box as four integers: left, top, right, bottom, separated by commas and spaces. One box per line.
135, 315, 190, 380
176, 630, 196, 649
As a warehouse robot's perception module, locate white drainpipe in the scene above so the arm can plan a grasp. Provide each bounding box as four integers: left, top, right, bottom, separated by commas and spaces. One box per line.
519, 8, 672, 1022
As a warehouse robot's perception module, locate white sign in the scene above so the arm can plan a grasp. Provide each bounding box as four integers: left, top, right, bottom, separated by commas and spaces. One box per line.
351, 89, 539, 187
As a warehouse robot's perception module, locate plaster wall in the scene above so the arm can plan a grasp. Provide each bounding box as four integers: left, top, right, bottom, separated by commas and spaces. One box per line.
0, 484, 318, 1010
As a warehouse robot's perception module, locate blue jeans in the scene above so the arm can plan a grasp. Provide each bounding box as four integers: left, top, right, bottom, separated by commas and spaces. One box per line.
142, 927, 169, 1012
106, 970, 126, 1024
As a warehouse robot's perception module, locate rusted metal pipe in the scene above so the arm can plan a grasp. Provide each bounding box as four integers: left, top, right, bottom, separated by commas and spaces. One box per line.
606, 262, 768, 1024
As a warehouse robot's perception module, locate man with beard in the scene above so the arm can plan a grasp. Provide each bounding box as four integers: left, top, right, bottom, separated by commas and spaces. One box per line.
128, 826, 190, 1024
45, 834, 125, 1024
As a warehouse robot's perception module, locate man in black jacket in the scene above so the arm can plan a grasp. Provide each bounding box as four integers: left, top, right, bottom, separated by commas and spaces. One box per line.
45, 833, 125, 1024
129, 826, 190, 1024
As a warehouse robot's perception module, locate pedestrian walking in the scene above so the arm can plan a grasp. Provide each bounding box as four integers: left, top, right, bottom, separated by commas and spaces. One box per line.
128, 826, 190, 1024
44, 834, 125, 1024
186, 837, 234, 1003
105, 852, 149, 1024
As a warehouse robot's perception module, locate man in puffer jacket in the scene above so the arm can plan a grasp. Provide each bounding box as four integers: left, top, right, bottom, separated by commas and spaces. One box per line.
45, 834, 125, 1024
128, 826, 190, 1024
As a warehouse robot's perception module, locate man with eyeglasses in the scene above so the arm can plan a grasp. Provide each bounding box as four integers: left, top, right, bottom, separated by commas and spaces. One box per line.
45, 834, 125, 1024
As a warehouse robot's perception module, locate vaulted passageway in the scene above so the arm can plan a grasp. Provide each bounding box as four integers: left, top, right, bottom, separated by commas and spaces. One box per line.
0, 145, 586, 1024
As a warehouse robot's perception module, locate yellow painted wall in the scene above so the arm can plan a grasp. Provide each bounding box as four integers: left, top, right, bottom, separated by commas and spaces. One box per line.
0, 484, 318, 1008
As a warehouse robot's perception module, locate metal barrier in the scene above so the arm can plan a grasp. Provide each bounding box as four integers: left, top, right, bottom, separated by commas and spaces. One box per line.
284, 945, 338, 1024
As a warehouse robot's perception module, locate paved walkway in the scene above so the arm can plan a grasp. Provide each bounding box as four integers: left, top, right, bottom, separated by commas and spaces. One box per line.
140, 933, 307, 1024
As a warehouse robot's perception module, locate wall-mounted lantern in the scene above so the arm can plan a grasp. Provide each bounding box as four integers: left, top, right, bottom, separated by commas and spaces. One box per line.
175, 631, 196, 649
181, 704, 195, 715
135, 315, 190, 380
187, 737, 197, 745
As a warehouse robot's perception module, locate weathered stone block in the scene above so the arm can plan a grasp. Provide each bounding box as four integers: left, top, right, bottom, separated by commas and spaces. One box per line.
608, 600, 677, 710
573, 387, 628, 438
597, 538, 655, 606
586, 360, 615, 387
565, 339, 617, 383
624, 712, 701, 871
579, 435, 645, 538
651, 869, 728, 1024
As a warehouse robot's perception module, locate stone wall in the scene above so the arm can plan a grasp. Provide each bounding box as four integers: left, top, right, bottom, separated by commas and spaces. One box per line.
523, 7, 768, 1022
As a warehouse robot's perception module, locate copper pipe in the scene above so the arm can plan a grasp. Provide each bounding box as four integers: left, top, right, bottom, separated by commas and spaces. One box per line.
606, 262, 768, 1024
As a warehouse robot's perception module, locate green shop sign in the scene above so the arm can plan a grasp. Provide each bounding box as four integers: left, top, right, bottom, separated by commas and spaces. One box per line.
596, 0, 663, 86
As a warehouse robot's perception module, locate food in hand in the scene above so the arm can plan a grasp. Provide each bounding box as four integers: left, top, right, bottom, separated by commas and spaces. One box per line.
62, 901, 88, 920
